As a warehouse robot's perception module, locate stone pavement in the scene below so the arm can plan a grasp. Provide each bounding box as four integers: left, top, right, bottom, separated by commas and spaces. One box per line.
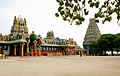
0, 56, 120, 76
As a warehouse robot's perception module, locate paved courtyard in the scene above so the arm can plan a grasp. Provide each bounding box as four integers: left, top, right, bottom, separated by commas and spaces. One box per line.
0, 56, 120, 76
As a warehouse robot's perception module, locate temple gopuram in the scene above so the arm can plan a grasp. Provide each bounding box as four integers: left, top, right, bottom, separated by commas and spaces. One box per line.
83, 18, 101, 55
11, 16, 28, 34
0, 16, 83, 56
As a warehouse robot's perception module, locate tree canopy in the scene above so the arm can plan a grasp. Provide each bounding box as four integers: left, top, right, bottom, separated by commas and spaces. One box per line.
55, 0, 120, 25
90, 33, 120, 56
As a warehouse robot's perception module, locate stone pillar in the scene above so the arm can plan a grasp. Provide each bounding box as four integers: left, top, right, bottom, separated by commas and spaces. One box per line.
13, 45, 17, 56
20, 43, 25, 56
27, 40, 30, 48
37, 48, 41, 56
7, 45, 10, 56
8, 45, 10, 51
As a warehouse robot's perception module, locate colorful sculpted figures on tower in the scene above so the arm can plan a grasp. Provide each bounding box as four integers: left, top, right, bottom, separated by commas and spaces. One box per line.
83, 18, 101, 55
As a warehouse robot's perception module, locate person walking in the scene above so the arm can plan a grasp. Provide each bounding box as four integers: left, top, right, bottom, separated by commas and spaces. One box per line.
80, 51, 82, 57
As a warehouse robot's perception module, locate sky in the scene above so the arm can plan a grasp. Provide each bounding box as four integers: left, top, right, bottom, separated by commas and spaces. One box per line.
0, 0, 120, 48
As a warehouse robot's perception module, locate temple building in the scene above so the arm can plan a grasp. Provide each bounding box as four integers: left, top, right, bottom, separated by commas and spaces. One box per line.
41, 30, 82, 56
0, 16, 83, 56
83, 18, 101, 55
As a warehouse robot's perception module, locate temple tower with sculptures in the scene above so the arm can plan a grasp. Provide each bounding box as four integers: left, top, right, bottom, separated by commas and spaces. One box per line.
83, 18, 101, 55
11, 16, 28, 34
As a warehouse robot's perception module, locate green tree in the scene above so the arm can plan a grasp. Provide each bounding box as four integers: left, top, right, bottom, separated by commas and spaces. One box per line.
90, 34, 116, 56
55, 0, 120, 25
113, 33, 120, 54
90, 36, 108, 56
90, 42, 99, 55
90, 33, 120, 56
98, 34, 114, 55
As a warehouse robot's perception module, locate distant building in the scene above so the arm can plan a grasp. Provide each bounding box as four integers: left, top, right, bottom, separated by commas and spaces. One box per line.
41, 30, 81, 56
83, 18, 101, 55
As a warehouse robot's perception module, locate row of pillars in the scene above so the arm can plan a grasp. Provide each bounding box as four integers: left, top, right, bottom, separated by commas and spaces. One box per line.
13, 43, 41, 56
13, 43, 25, 56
